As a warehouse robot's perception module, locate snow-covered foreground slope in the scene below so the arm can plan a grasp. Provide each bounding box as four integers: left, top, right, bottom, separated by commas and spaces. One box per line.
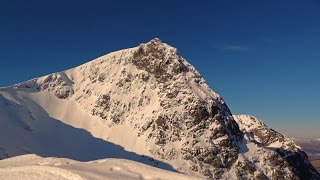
0, 86, 177, 172
0, 38, 319, 179
0, 154, 199, 180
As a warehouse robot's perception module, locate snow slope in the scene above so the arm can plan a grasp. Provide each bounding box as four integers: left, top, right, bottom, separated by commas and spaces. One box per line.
0, 154, 200, 180
0, 38, 319, 179
0, 86, 176, 172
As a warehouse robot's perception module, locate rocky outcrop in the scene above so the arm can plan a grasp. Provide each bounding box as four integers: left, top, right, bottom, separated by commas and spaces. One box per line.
234, 115, 320, 179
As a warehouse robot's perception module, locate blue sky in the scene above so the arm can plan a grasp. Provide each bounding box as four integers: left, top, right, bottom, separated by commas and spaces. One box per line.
0, 0, 319, 138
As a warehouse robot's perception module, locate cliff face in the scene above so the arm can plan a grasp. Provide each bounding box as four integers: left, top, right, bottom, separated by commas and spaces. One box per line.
0, 39, 319, 179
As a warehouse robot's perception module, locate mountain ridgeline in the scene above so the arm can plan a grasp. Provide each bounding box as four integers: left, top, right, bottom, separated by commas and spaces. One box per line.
0, 39, 319, 179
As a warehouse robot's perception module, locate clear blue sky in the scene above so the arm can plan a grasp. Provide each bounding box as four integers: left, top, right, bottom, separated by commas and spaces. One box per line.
0, 0, 319, 138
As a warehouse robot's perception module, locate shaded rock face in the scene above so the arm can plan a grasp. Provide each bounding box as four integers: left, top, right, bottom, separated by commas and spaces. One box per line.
0, 148, 9, 160
13, 39, 319, 179
284, 150, 319, 179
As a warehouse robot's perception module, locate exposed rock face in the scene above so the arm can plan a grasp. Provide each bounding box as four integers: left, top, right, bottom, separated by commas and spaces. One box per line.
75, 38, 243, 178
234, 115, 320, 179
3, 39, 319, 179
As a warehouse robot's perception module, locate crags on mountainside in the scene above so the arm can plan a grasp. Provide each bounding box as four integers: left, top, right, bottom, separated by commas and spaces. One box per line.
234, 115, 320, 179
1, 38, 319, 179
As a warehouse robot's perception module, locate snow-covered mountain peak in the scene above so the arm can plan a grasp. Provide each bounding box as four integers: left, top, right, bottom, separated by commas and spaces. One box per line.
1, 40, 319, 179
141, 38, 171, 50
131, 38, 190, 82
2, 39, 243, 178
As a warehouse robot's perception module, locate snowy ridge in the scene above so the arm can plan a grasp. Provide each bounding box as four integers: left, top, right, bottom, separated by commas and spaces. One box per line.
234, 115, 300, 149
0, 38, 319, 179
234, 115, 319, 179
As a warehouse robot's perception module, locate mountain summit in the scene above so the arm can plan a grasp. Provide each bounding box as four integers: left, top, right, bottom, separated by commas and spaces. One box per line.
0, 39, 319, 179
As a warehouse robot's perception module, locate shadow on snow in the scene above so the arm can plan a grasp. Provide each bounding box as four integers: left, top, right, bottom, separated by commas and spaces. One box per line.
0, 93, 176, 172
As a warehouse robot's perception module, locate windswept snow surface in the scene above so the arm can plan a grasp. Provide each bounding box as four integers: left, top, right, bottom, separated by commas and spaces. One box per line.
0, 154, 200, 180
